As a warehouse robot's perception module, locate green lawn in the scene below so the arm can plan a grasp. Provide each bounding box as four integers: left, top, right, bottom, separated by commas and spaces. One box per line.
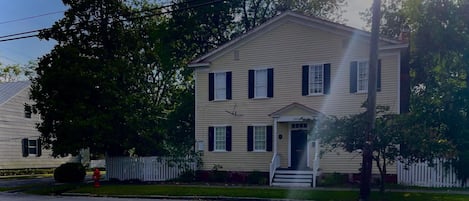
62, 184, 469, 201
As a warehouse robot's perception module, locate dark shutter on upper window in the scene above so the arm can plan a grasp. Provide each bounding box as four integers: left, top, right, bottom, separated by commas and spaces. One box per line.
248, 70, 254, 99
266, 126, 273, 152
247, 126, 253, 151
324, 63, 331, 94
208, 127, 214, 151
226, 126, 232, 151
377, 59, 382, 92
209, 73, 214, 101
22, 138, 28, 157
302, 65, 309, 96
226, 72, 232, 99
350, 61, 358, 93
267, 68, 274, 98
36, 139, 42, 157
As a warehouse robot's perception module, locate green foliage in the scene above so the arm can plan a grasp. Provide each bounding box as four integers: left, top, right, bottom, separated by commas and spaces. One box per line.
246, 171, 267, 185
319, 172, 346, 187
54, 163, 86, 183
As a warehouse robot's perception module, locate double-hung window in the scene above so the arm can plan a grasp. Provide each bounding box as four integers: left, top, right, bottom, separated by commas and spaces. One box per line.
253, 126, 266, 151
214, 127, 226, 151
209, 72, 232, 101
248, 68, 273, 99
247, 125, 273, 152
208, 126, 232, 152
357, 61, 369, 92
350, 60, 381, 93
302, 63, 331, 96
22, 138, 41, 157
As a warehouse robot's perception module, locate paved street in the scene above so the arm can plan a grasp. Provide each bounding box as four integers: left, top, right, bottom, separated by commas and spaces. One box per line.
0, 193, 192, 201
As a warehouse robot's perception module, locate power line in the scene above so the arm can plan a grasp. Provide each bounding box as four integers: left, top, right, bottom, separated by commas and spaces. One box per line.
0, 10, 65, 25
0, 0, 225, 43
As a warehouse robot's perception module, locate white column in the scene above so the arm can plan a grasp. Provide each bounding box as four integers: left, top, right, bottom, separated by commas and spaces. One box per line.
273, 117, 278, 155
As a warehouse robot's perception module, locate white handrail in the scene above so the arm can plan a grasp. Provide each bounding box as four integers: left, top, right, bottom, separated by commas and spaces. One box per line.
269, 153, 280, 186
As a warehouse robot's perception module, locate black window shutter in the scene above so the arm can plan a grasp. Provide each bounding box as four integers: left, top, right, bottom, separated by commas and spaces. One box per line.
226, 126, 232, 151
247, 126, 253, 151
350, 61, 358, 93
226, 72, 232, 99
377, 59, 382, 92
248, 70, 254, 99
208, 127, 214, 151
209, 73, 214, 101
324, 63, 331, 94
36, 139, 42, 157
22, 138, 28, 157
266, 126, 273, 152
267, 68, 274, 97
302, 65, 309, 96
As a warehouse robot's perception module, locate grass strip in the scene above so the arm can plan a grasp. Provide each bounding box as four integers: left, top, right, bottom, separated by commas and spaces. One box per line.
67, 184, 469, 201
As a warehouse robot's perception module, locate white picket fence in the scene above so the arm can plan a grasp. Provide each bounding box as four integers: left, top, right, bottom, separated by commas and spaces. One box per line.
106, 156, 196, 182
397, 159, 467, 188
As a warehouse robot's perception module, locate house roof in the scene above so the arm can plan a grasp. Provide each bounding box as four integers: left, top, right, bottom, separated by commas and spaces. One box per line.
189, 11, 407, 67
269, 102, 324, 118
0, 81, 31, 106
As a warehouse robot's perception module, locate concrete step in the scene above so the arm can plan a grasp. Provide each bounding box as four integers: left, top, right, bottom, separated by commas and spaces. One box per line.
271, 182, 311, 187
275, 174, 312, 179
275, 170, 315, 175
274, 178, 311, 183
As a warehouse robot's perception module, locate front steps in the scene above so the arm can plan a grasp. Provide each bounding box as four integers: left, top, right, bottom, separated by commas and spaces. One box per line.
271, 169, 315, 187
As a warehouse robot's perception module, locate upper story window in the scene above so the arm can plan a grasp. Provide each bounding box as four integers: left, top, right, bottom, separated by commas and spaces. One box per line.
208, 126, 232, 152
357, 61, 369, 92
350, 60, 381, 93
209, 72, 232, 101
24, 104, 32, 118
302, 63, 331, 96
248, 68, 273, 99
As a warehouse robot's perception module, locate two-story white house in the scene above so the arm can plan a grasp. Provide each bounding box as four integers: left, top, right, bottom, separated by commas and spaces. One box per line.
189, 11, 408, 187
0, 81, 71, 170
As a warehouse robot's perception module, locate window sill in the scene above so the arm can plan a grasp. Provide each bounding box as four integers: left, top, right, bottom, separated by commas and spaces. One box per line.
252, 150, 267, 152
306, 93, 325, 97
252, 97, 270, 100
212, 150, 228, 153
212, 99, 228, 102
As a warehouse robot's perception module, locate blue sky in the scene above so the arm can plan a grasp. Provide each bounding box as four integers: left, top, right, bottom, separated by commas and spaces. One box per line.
0, 0, 370, 66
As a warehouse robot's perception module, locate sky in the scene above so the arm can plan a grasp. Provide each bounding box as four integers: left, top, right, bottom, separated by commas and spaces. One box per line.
0, 0, 373, 67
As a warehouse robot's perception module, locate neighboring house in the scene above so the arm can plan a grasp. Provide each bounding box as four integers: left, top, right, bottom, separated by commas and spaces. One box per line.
0, 81, 70, 169
189, 12, 408, 187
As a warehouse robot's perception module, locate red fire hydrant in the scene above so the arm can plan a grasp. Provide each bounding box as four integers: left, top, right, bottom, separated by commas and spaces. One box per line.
92, 168, 101, 188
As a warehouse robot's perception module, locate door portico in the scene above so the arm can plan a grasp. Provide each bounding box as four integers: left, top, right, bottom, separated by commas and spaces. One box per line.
269, 102, 324, 170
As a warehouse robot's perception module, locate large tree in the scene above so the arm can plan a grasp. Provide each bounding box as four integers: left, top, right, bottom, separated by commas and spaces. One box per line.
31, 0, 169, 157
364, 0, 469, 185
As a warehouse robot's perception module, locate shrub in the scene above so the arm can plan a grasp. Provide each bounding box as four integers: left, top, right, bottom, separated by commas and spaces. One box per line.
247, 171, 268, 185
54, 163, 86, 183
319, 172, 346, 186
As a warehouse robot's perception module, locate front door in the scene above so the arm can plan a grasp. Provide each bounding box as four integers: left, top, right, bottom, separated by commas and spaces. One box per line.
291, 130, 307, 169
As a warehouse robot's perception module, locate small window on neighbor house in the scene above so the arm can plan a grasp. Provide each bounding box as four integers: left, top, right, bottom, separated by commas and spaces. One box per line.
24, 104, 32, 118
309, 64, 324, 94
291, 123, 308, 129
214, 72, 227, 100
22, 138, 41, 157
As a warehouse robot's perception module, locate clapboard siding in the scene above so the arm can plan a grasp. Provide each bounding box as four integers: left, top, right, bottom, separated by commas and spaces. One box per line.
0, 84, 71, 169
195, 18, 402, 173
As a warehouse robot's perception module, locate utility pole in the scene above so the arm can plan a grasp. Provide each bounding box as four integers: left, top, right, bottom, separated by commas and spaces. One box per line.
359, 0, 381, 201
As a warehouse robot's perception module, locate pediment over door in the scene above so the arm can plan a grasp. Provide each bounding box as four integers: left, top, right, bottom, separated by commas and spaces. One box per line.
269, 102, 325, 122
